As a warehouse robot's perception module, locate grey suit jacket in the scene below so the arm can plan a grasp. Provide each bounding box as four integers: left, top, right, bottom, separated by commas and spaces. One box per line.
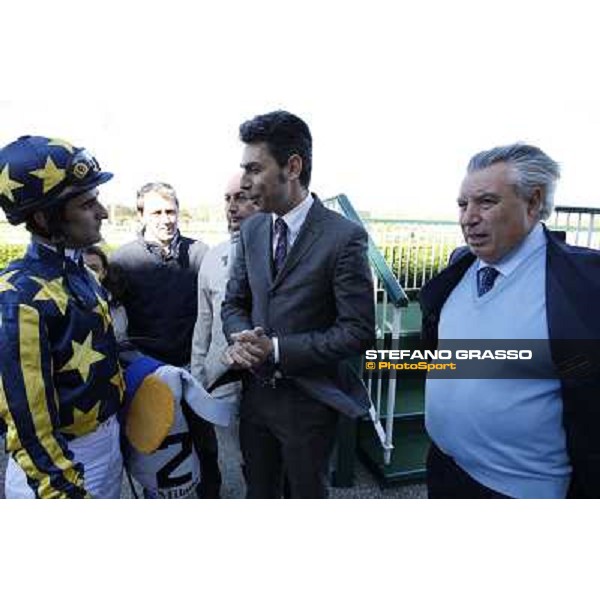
190, 240, 242, 409
221, 197, 375, 417
191, 240, 232, 388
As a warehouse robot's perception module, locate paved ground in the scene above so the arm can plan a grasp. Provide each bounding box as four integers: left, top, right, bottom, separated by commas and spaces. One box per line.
0, 435, 426, 499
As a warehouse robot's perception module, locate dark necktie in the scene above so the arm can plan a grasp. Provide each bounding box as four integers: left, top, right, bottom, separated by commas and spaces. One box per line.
477, 266, 500, 296
273, 218, 288, 274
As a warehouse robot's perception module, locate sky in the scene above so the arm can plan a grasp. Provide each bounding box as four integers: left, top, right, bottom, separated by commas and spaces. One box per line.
2, 0, 600, 221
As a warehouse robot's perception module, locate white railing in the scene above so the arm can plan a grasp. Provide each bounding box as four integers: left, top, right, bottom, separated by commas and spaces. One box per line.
367, 220, 463, 292
365, 206, 600, 291
550, 206, 600, 249
365, 287, 402, 465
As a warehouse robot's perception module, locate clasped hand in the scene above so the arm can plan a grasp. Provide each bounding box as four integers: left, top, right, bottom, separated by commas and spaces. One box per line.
222, 327, 273, 369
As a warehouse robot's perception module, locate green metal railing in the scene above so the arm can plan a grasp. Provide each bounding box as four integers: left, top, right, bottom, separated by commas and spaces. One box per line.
324, 194, 410, 466
325, 194, 408, 308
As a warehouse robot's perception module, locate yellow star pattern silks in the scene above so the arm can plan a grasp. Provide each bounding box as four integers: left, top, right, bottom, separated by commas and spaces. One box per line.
110, 368, 126, 398
59, 332, 105, 381
47, 138, 75, 154
93, 294, 111, 332
0, 164, 24, 203
1, 241, 125, 498
29, 156, 66, 194
60, 402, 101, 437
0, 272, 16, 294
31, 276, 69, 316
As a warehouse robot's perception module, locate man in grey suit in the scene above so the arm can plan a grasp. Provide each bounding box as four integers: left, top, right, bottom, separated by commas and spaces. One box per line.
221, 110, 375, 498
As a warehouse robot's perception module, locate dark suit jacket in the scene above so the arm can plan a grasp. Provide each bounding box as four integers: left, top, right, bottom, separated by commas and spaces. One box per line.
419, 226, 600, 497
221, 197, 375, 418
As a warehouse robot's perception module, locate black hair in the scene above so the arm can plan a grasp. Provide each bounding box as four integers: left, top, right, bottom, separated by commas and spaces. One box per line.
83, 245, 128, 304
103, 262, 128, 305
239, 110, 312, 188
24, 204, 66, 240
83, 245, 109, 272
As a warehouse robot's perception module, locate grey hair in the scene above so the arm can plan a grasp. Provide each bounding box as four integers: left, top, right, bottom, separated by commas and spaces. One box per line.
136, 181, 179, 213
467, 143, 560, 220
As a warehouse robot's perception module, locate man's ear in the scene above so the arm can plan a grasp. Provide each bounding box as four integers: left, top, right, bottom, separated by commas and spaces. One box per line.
528, 187, 543, 218
287, 154, 303, 182
29, 208, 63, 242
32, 209, 49, 231
31, 209, 67, 243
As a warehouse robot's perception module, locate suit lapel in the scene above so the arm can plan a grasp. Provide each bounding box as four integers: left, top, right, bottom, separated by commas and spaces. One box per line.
271, 198, 324, 289
249, 215, 274, 287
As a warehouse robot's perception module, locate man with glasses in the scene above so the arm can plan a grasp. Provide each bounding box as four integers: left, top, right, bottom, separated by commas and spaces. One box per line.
191, 173, 259, 496
0, 135, 125, 498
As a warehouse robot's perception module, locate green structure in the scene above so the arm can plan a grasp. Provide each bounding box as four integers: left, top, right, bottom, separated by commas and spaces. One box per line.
325, 194, 429, 487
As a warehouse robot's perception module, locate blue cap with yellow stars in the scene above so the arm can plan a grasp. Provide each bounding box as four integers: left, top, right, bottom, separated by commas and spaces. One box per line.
0, 135, 113, 225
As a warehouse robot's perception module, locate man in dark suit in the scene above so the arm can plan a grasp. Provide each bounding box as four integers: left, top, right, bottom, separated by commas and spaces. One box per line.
221, 110, 375, 498
421, 143, 600, 498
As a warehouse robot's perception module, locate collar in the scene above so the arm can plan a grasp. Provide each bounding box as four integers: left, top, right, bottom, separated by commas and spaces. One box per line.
140, 228, 181, 260
271, 191, 313, 237
30, 235, 83, 264
477, 222, 546, 278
